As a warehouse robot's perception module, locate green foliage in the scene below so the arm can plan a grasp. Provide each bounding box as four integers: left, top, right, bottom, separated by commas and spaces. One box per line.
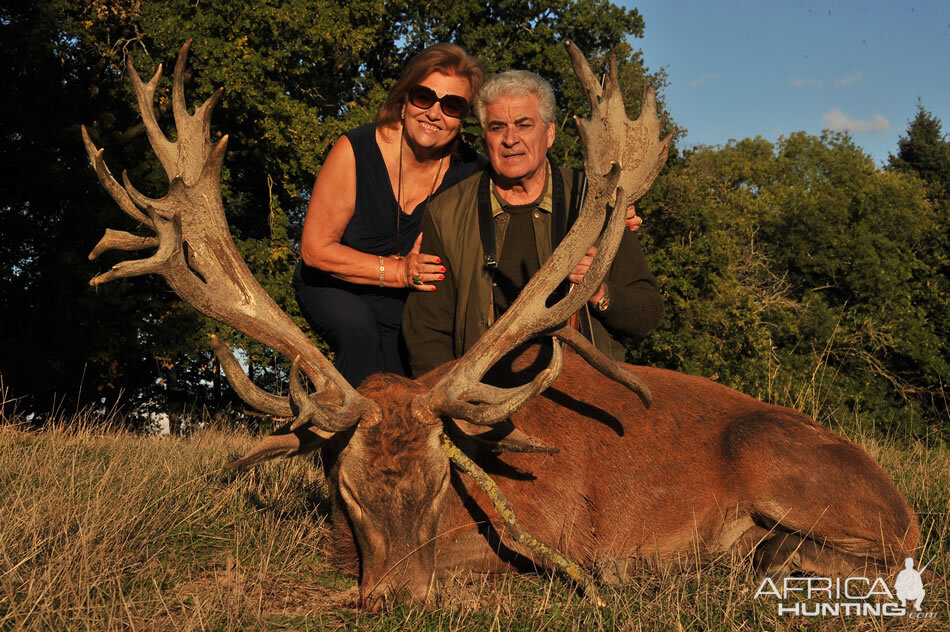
0, 1, 175, 414
889, 102, 950, 196
888, 104, 950, 425
636, 131, 948, 437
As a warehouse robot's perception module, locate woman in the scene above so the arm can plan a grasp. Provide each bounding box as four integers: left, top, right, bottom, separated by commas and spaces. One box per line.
294, 44, 485, 387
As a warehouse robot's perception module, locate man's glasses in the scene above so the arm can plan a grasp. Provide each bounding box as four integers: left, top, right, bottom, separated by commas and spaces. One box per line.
407, 85, 469, 119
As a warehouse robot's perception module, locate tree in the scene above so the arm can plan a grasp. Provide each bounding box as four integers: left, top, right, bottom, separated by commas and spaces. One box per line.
888, 104, 950, 428
0, 1, 170, 419
889, 102, 950, 198
635, 132, 947, 437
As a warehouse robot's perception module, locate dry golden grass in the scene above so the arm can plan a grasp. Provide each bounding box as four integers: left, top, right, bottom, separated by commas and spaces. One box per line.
0, 412, 946, 631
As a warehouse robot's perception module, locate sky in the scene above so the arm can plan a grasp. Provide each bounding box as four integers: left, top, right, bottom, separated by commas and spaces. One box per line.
621, 0, 950, 167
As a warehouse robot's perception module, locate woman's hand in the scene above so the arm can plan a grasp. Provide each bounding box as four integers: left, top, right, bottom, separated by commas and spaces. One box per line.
403, 233, 444, 291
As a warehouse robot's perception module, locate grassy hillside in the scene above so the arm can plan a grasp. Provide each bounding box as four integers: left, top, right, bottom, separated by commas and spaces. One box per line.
0, 415, 947, 631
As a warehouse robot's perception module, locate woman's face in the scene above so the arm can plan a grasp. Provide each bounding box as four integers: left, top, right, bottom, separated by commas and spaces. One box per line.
402, 71, 471, 153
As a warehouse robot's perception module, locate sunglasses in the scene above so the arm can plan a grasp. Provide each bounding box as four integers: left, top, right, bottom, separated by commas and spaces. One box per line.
407, 85, 469, 119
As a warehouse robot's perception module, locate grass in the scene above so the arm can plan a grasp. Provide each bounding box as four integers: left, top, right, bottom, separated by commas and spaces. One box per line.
0, 411, 947, 631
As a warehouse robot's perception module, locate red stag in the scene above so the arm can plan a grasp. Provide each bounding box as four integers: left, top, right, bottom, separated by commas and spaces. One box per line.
83, 41, 919, 607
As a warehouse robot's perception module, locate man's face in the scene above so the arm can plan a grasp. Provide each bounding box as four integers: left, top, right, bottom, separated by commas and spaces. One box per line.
483, 93, 555, 186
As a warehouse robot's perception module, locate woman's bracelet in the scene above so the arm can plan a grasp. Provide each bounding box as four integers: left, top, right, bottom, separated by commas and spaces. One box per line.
377, 254, 405, 288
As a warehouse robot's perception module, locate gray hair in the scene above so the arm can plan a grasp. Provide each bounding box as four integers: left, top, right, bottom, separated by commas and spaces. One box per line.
474, 70, 556, 128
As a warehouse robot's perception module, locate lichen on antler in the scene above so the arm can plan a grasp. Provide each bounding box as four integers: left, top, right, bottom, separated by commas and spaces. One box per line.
439, 434, 605, 606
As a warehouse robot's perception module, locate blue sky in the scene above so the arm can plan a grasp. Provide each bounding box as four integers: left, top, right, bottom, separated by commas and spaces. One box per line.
622, 0, 950, 167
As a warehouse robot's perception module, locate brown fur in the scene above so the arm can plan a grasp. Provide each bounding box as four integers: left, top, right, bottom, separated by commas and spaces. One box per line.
356, 374, 432, 478
311, 347, 919, 604
441, 353, 917, 575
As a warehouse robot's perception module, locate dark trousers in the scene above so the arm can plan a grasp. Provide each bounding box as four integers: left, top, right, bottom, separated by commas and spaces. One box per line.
293, 262, 408, 388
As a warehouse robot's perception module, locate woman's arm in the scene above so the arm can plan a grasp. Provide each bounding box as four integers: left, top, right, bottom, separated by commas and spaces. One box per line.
300, 135, 441, 289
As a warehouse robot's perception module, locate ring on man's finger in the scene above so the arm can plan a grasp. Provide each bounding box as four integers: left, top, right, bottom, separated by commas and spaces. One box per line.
412, 275, 423, 285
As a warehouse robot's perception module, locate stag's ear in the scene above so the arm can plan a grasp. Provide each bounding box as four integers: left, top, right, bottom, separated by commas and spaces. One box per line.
443, 417, 559, 455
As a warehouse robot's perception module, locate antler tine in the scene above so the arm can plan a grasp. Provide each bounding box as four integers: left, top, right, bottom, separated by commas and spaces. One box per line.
88, 230, 159, 260
127, 57, 178, 180
551, 326, 652, 407
197, 87, 225, 138
81, 127, 153, 228
425, 342, 564, 425
619, 85, 674, 203
87, 41, 380, 432
171, 41, 192, 131
287, 358, 372, 431
210, 335, 292, 417
416, 41, 670, 425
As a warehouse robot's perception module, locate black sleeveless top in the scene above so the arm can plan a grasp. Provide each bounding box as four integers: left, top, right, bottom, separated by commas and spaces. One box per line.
295, 123, 483, 293
340, 123, 483, 257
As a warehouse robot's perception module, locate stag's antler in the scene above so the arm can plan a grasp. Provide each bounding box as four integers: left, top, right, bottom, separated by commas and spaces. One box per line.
414, 42, 673, 426
83, 40, 379, 431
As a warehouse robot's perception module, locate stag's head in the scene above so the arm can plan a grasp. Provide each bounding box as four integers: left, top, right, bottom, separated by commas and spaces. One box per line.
334, 375, 450, 606
83, 40, 671, 607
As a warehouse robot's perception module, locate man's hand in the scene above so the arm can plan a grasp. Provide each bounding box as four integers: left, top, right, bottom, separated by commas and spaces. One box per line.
625, 204, 641, 231
568, 205, 639, 302
567, 245, 596, 285
567, 246, 607, 304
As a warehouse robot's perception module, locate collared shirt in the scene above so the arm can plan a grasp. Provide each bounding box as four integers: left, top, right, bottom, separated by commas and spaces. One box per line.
490, 161, 554, 217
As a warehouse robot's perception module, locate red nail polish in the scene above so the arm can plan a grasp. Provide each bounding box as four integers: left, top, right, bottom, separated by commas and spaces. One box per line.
439, 274, 444, 280
440, 266, 446, 272
435, 257, 441, 264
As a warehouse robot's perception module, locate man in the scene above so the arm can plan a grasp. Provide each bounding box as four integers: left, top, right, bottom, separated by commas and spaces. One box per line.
403, 70, 663, 377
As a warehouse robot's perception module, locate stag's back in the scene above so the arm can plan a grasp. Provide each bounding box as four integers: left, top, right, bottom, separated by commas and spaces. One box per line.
446, 350, 918, 568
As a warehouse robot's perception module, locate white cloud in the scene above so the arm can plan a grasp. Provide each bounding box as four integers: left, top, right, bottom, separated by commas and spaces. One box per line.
690, 73, 716, 89
821, 108, 890, 133
835, 71, 863, 87
789, 77, 823, 88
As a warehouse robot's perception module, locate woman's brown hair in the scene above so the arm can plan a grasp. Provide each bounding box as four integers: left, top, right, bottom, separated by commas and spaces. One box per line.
376, 43, 484, 128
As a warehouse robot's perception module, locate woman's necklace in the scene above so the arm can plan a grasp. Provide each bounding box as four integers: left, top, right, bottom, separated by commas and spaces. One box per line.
394, 127, 445, 256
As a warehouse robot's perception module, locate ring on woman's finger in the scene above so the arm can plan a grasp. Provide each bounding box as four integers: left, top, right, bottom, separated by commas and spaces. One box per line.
412, 275, 423, 285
